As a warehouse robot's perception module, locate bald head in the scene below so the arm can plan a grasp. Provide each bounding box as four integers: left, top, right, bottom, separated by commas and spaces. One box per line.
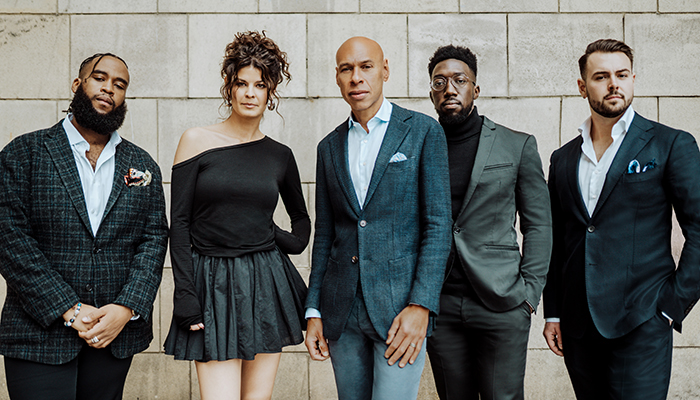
336, 36, 384, 66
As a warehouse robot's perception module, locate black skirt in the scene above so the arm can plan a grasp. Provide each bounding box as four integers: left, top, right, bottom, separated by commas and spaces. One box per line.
163, 248, 304, 361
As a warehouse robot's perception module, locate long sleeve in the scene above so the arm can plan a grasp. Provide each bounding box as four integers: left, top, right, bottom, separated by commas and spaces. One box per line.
169, 159, 203, 329
275, 150, 311, 255
543, 152, 563, 319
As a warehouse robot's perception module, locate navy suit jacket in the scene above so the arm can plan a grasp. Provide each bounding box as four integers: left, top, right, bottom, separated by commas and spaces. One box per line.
544, 113, 700, 338
307, 104, 452, 341
0, 120, 168, 364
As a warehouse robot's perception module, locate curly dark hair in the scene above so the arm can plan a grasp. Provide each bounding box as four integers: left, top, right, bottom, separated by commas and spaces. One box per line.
579, 39, 633, 79
220, 31, 291, 111
427, 45, 478, 79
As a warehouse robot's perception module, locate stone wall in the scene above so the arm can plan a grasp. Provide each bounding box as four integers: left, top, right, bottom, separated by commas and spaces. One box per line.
1, 1, 700, 399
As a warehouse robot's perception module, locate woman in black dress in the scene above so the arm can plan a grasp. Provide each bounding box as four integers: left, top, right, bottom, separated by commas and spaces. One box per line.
164, 31, 310, 400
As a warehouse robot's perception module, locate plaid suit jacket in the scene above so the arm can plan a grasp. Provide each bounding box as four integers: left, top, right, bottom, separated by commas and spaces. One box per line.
0, 120, 168, 364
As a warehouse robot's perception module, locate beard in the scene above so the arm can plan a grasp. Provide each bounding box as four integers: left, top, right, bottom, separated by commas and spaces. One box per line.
588, 91, 632, 119
436, 101, 473, 126
68, 84, 127, 135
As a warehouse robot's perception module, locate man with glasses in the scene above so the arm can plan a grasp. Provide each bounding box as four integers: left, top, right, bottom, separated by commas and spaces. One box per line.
425, 45, 552, 400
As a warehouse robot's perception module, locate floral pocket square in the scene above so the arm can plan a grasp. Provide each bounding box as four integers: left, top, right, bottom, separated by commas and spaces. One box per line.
627, 158, 656, 174
389, 152, 408, 163
124, 168, 152, 187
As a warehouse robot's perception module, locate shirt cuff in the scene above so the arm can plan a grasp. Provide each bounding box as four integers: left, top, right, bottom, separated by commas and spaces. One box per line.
661, 311, 673, 322
305, 307, 321, 319
545, 317, 561, 323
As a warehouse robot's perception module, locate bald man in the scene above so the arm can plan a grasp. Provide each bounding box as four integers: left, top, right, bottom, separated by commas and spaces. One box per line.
304, 37, 452, 399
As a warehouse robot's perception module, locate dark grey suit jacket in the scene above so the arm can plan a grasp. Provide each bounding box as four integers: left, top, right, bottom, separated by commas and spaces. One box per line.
0, 120, 168, 364
544, 113, 700, 338
307, 104, 452, 341
452, 116, 552, 311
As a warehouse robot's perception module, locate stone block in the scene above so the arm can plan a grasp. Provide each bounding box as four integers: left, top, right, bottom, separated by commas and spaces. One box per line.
159, 0, 256, 12
121, 99, 158, 162
260, 0, 358, 13
659, 97, 700, 144
160, 268, 175, 347
660, 0, 700, 12
529, 302, 550, 350
560, 96, 657, 147
188, 14, 307, 99
524, 349, 575, 399
669, 348, 700, 399
309, 358, 338, 400
560, 0, 655, 12
273, 353, 309, 399
123, 352, 192, 400
460, 0, 557, 12
418, 356, 439, 399
408, 14, 508, 97
0, 0, 56, 13
58, 0, 156, 13
0, 16, 70, 99
626, 14, 700, 96
157, 99, 222, 182
71, 14, 188, 98
361, 0, 458, 13
261, 97, 350, 182
145, 287, 162, 353
0, 100, 58, 148
307, 14, 408, 98
509, 14, 623, 97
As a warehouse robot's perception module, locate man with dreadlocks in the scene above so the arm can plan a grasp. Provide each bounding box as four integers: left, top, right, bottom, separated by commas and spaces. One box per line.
0, 53, 168, 400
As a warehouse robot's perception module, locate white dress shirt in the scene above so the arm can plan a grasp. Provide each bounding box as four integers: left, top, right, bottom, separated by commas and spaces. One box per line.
305, 98, 393, 320
546, 106, 635, 324
63, 115, 121, 236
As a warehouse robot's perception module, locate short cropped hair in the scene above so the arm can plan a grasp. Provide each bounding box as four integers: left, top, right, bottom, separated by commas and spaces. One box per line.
427, 45, 478, 79
578, 39, 633, 79
78, 53, 128, 78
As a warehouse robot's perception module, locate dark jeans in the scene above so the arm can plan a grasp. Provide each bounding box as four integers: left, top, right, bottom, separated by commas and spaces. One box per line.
563, 310, 673, 400
327, 295, 427, 400
427, 293, 531, 400
5, 344, 133, 400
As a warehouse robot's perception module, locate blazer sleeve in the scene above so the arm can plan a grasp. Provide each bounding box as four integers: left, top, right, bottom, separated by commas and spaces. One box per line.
113, 159, 168, 321
0, 137, 80, 329
543, 151, 563, 319
515, 135, 553, 311
657, 131, 700, 324
407, 121, 452, 314
307, 144, 334, 310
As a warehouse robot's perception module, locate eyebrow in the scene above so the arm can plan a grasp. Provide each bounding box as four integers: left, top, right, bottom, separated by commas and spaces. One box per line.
338, 59, 374, 68
92, 68, 129, 87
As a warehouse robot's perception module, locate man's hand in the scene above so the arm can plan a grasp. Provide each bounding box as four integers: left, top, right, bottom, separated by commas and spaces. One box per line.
543, 321, 564, 357
385, 304, 429, 368
78, 304, 133, 348
62, 303, 100, 332
305, 318, 329, 361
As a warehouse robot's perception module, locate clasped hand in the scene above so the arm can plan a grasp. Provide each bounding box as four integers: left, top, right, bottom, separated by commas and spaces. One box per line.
63, 303, 133, 348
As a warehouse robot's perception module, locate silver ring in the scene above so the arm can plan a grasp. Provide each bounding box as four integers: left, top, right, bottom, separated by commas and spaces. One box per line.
91, 336, 99, 344
409, 343, 417, 348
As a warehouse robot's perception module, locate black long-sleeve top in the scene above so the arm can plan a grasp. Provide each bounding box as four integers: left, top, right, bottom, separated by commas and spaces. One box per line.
170, 136, 311, 327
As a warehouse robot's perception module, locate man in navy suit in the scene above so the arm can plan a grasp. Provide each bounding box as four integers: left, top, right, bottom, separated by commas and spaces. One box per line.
304, 37, 452, 400
0, 53, 167, 400
543, 39, 700, 399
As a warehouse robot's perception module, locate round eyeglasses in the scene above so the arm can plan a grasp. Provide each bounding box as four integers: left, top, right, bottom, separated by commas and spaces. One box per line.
430, 74, 474, 92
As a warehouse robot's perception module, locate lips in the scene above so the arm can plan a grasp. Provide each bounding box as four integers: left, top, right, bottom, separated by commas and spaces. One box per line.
348, 90, 369, 100
95, 96, 113, 107
441, 99, 462, 110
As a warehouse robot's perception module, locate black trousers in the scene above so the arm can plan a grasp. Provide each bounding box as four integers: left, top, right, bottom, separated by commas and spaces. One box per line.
562, 310, 673, 400
5, 344, 133, 400
427, 293, 531, 400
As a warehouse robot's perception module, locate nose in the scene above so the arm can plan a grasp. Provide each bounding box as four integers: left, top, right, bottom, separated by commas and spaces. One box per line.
244, 83, 255, 97
609, 76, 619, 90
351, 67, 363, 84
101, 81, 114, 95
444, 78, 458, 95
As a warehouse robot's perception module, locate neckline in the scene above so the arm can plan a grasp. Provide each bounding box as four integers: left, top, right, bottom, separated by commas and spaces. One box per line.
173, 135, 268, 168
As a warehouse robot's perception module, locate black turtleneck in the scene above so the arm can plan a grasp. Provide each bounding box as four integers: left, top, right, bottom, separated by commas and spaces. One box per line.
442, 106, 483, 297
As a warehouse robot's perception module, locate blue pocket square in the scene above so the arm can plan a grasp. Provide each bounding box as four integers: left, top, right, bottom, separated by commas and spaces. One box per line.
627, 158, 656, 174
389, 152, 407, 163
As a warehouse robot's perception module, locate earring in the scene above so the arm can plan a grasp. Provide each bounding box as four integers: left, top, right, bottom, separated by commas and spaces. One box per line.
267, 100, 276, 111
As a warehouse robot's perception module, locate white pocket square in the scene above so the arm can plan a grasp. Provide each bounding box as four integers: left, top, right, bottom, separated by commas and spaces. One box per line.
389, 152, 407, 163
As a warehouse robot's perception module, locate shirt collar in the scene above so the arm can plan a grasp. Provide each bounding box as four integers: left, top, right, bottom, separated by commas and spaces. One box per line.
63, 113, 122, 150
347, 97, 393, 130
579, 105, 635, 145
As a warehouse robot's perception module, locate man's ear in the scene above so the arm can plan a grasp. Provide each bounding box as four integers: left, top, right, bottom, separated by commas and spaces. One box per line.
473, 85, 480, 101
383, 59, 390, 82
429, 90, 435, 105
577, 78, 587, 98
71, 78, 81, 94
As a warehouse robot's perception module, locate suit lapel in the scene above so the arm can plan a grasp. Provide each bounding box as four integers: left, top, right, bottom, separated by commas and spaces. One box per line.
362, 106, 411, 208
564, 136, 590, 222
329, 121, 362, 216
44, 121, 92, 235
591, 115, 654, 219
458, 117, 496, 217
101, 140, 131, 227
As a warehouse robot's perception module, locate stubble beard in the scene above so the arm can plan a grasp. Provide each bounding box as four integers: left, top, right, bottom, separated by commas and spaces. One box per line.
437, 101, 473, 126
588, 92, 632, 119
68, 84, 128, 136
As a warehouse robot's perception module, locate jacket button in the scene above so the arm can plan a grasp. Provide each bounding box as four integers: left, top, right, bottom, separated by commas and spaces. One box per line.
587, 226, 595, 233
351, 256, 358, 264
93, 247, 101, 254
85, 284, 93, 292
453, 227, 461, 234
359, 220, 367, 227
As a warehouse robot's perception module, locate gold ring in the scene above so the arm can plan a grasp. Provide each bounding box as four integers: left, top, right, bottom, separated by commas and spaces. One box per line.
409, 343, 417, 348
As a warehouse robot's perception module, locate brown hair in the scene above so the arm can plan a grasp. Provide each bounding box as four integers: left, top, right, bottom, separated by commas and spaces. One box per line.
220, 31, 291, 111
578, 39, 633, 79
